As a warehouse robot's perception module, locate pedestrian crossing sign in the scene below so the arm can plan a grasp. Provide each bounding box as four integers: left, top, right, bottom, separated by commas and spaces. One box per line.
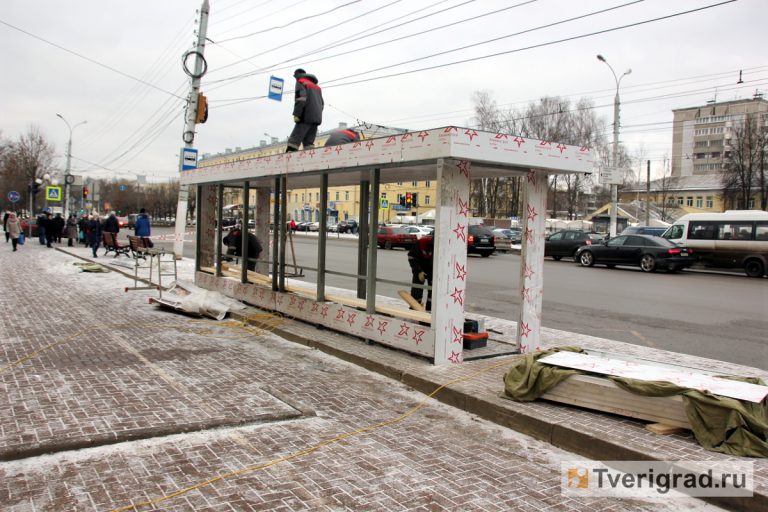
380, 198, 389, 209
46, 186, 62, 201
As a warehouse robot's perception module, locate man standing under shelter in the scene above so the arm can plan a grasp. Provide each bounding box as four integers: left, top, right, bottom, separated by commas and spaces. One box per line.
286, 68, 324, 152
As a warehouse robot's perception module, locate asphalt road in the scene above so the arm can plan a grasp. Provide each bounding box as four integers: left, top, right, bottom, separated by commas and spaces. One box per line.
151, 227, 767, 369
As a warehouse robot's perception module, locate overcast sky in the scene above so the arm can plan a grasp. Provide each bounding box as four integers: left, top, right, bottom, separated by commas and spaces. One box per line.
2, 0, 765, 183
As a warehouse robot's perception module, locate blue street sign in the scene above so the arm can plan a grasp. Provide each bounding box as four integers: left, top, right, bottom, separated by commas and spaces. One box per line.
268, 76, 284, 101
182, 148, 198, 171
7, 191, 20, 203
119, 185, 127, 192
46, 186, 62, 201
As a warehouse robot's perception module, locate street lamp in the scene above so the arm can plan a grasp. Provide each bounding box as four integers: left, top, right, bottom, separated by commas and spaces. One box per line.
56, 113, 87, 220
597, 54, 631, 237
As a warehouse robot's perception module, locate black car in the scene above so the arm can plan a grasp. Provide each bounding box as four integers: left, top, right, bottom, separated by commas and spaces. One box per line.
467, 225, 495, 257
575, 234, 694, 273
338, 219, 358, 233
620, 226, 667, 237
545, 230, 605, 260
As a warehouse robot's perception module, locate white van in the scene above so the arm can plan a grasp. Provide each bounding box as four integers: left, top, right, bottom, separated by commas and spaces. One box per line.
662, 210, 768, 277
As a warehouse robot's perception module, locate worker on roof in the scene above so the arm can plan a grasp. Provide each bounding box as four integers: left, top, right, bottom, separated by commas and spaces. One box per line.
286, 68, 324, 152
324, 128, 360, 147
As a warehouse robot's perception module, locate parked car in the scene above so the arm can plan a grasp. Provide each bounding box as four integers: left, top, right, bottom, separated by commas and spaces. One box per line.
326, 222, 339, 232
493, 228, 522, 244
575, 234, 694, 273
338, 219, 358, 233
545, 230, 605, 260
467, 225, 495, 257
117, 216, 129, 229
620, 226, 667, 237
19, 217, 39, 237
377, 225, 418, 249
403, 225, 434, 239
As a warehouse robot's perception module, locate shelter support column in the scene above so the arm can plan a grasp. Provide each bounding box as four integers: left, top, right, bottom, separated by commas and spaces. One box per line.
241, 181, 250, 283
272, 178, 280, 291
365, 169, 380, 313
198, 184, 217, 272
433, 158, 470, 365
357, 179, 370, 299
279, 176, 288, 292
317, 173, 328, 301
517, 170, 548, 353
255, 186, 270, 275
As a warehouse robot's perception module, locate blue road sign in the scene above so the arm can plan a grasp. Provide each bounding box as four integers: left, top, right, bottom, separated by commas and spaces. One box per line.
268, 76, 284, 101
46, 186, 62, 201
182, 148, 198, 171
119, 185, 127, 192
7, 191, 20, 203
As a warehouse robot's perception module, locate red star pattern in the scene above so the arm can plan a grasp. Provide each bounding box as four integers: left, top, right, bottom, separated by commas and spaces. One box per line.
524, 227, 534, 244
539, 140, 552, 147
401, 133, 412, 142
457, 197, 470, 217
398, 323, 410, 336
464, 129, 478, 141
298, 299, 306, 311
443, 127, 459, 133
453, 223, 466, 242
522, 286, 533, 305
520, 322, 532, 338
526, 170, 536, 185
451, 287, 464, 306
412, 330, 425, 344
513, 136, 525, 147
448, 351, 462, 364
335, 308, 345, 320
365, 141, 375, 151
364, 315, 375, 327
377, 321, 389, 334
494, 133, 509, 139
311, 303, 319, 313
454, 262, 466, 281
386, 136, 397, 143
526, 204, 538, 222
276, 295, 284, 305
290, 296, 297, 306
579, 146, 590, 153
417, 131, 429, 142
334, 145, 343, 155
259, 289, 265, 299
347, 313, 357, 327
556, 143, 567, 154
321, 305, 329, 318
308, 149, 316, 158
523, 264, 535, 280
457, 160, 471, 178
323, 147, 333, 154
452, 325, 463, 344
352, 142, 362, 149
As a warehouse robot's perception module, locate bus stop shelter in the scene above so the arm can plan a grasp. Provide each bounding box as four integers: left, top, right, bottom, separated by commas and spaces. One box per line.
181, 127, 593, 364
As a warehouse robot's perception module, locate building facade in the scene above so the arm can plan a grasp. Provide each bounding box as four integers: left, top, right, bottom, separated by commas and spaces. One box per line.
671, 96, 767, 177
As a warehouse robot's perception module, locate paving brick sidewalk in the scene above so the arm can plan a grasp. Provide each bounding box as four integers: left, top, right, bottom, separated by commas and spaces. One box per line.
0, 241, 759, 511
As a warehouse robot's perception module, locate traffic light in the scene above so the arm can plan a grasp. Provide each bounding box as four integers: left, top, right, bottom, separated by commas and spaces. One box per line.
405, 192, 412, 207
412, 192, 419, 207
83, 186, 89, 199
32, 182, 41, 195
195, 93, 208, 124
399, 195, 406, 207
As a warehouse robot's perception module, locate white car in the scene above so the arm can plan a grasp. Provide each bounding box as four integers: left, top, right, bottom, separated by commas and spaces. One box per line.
404, 225, 434, 239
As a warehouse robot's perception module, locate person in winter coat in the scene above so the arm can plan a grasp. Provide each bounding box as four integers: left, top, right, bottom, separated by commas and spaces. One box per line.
66, 214, 78, 247
6, 212, 22, 251
52, 213, 65, 243
103, 211, 119, 234
37, 211, 48, 245
407, 236, 434, 311
43, 212, 54, 248
223, 227, 263, 271
286, 68, 324, 152
3, 211, 10, 243
87, 215, 103, 257
135, 208, 151, 237
324, 128, 360, 147
77, 215, 88, 245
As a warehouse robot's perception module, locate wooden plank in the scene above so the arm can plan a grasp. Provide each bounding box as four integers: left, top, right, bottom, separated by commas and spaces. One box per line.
646, 423, 689, 435
541, 374, 692, 429
398, 290, 425, 311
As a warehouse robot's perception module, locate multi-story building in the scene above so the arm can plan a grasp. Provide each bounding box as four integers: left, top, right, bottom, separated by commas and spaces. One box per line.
671, 96, 767, 177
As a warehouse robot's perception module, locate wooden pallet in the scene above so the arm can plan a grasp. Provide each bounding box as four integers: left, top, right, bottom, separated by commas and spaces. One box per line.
541, 374, 692, 430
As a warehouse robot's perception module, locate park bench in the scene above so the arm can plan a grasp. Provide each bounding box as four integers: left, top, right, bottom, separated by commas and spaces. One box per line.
126, 235, 177, 298
102, 231, 130, 258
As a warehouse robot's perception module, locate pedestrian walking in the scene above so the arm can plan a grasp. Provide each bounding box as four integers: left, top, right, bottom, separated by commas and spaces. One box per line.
66, 214, 78, 247
37, 210, 47, 245
103, 211, 119, 234
407, 236, 434, 311
78, 215, 88, 246
289, 219, 297, 233
3, 211, 10, 243
6, 212, 22, 251
87, 215, 103, 257
324, 128, 360, 147
135, 208, 151, 237
285, 68, 324, 152
43, 212, 54, 248
52, 213, 65, 243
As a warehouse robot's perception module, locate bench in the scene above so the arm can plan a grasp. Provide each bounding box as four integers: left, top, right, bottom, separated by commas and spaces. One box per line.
102, 231, 130, 258
127, 235, 162, 260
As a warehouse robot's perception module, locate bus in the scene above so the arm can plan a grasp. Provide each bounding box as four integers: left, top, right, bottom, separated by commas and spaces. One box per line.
662, 210, 768, 278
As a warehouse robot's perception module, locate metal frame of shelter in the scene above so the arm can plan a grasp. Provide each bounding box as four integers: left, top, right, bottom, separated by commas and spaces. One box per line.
182, 127, 593, 365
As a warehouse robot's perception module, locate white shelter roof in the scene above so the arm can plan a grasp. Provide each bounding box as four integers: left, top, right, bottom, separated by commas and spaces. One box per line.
184, 126, 594, 188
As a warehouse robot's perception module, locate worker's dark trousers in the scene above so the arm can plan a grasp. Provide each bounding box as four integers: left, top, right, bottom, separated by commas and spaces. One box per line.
410, 273, 432, 311
286, 123, 318, 151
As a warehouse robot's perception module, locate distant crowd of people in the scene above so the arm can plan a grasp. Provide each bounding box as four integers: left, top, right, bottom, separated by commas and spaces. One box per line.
3, 208, 152, 258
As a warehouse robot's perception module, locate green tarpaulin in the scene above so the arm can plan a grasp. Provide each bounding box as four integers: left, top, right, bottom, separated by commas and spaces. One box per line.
503, 347, 768, 458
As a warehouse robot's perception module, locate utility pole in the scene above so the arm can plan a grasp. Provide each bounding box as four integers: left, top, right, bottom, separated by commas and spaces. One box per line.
57, 114, 87, 220
173, 0, 209, 258
645, 160, 650, 226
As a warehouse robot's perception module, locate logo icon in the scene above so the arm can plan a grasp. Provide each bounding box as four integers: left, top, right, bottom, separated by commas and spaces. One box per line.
567, 468, 589, 489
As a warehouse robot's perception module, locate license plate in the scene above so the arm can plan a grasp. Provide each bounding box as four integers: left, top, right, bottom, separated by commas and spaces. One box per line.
681, 252, 688, 256
480, 237, 488, 243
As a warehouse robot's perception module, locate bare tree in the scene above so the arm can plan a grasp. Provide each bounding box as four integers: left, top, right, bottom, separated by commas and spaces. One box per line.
0, 126, 56, 214
722, 112, 767, 210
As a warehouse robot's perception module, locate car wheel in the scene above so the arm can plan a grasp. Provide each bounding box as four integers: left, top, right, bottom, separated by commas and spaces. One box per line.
579, 251, 594, 267
744, 259, 765, 278
385, 240, 392, 250
640, 254, 656, 273
552, 255, 562, 261
606, 264, 616, 269
481, 252, 491, 258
